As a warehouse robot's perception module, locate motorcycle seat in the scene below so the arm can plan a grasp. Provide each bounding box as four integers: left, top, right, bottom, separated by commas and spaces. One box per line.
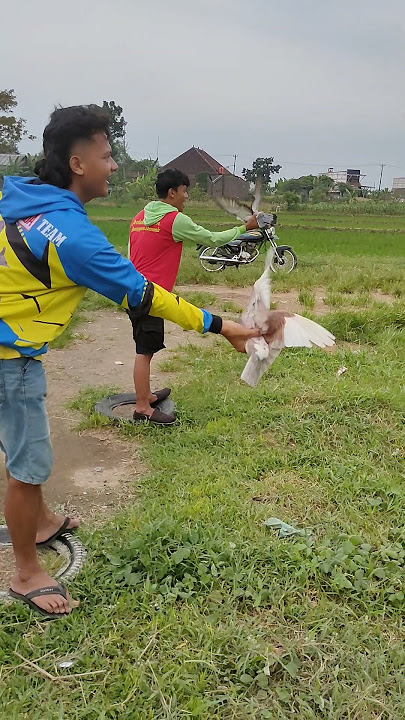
227, 230, 264, 249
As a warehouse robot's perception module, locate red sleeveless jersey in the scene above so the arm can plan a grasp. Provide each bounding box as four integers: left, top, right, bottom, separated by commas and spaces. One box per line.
129, 209, 182, 292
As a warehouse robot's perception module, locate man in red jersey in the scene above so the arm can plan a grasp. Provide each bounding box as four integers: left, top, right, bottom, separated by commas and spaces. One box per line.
129, 168, 260, 424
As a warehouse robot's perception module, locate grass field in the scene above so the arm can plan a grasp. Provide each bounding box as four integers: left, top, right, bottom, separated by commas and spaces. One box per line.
1, 202, 404, 718
85, 201, 405, 298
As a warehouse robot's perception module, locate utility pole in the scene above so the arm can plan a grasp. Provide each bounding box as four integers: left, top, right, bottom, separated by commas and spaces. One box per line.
122, 122, 127, 181
232, 153, 237, 175
378, 163, 385, 193
156, 135, 160, 163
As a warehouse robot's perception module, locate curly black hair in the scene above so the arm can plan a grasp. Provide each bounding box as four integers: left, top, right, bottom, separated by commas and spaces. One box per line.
35, 105, 110, 188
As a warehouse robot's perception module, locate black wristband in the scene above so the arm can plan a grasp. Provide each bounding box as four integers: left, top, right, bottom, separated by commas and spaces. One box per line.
127, 281, 154, 320
208, 314, 223, 334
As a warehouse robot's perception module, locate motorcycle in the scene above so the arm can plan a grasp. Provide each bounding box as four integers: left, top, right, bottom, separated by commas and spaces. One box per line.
196, 213, 297, 273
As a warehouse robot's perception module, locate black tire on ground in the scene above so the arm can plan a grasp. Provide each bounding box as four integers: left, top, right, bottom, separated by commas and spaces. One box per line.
94, 393, 175, 423
0, 527, 87, 602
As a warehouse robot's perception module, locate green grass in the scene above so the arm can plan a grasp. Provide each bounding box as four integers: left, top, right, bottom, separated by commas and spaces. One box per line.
1, 301, 404, 718
298, 289, 315, 310
2, 202, 403, 717
92, 214, 405, 259
278, 212, 405, 231
218, 300, 244, 313
176, 292, 243, 315
84, 201, 405, 297
176, 247, 405, 299
177, 290, 219, 308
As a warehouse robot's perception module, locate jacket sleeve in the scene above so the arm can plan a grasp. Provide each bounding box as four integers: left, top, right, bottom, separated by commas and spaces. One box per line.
148, 284, 213, 332
57, 220, 215, 334
172, 212, 246, 246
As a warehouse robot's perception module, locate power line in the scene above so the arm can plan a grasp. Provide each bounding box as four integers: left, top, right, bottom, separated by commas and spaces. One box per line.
236, 155, 405, 169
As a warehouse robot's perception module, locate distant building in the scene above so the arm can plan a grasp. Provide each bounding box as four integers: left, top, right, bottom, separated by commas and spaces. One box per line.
392, 178, 405, 198
323, 168, 362, 188
160, 147, 249, 200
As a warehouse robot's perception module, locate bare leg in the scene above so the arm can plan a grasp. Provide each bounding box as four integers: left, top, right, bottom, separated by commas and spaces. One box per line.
5, 477, 78, 614
133, 353, 156, 416
5, 456, 80, 543
36, 489, 80, 543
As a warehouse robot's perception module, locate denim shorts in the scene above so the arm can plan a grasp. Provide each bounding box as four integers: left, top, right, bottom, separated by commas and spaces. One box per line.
0, 357, 52, 484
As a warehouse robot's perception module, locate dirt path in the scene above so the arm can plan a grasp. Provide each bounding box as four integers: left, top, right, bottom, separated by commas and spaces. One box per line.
177, 284, 317, 313
176, 285, 395, 315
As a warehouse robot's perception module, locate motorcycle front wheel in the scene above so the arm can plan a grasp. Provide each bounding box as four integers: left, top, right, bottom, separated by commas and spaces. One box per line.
199, 246, 226, 272
270, 248, 297, 274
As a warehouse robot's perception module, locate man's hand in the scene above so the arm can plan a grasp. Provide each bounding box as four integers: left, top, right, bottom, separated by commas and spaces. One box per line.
245, 215, 259, 231
263, 310, 293, 342
220, 320, 260, 353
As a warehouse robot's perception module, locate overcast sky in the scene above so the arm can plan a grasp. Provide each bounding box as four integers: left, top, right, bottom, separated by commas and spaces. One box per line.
2, 0, 404, 188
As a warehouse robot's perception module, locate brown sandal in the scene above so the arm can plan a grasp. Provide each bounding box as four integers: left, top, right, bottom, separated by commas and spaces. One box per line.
133, 408, 176, 425
150, 388, 172, 407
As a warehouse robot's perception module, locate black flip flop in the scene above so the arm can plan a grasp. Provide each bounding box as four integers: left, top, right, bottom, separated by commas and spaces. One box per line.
36, 517, 74, 548
0, 517, 76, 548
150, 388, 172, 407
9, 583, 71, 620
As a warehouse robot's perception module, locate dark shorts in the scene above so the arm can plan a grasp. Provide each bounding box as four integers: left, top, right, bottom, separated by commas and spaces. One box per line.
128, 314, 165, 356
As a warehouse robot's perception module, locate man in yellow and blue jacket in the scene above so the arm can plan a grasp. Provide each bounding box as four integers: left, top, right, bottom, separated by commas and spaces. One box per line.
0, 105, 260, 619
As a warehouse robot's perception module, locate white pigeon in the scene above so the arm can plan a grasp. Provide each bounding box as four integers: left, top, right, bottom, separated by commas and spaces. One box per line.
215, 176, 275, 228
240, 251, 335, 386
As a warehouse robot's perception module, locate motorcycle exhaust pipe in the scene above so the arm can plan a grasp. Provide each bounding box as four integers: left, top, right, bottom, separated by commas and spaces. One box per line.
199, 254, 242, 263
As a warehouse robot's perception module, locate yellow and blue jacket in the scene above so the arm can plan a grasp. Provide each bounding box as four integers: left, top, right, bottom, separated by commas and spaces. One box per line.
0, 177, 216, 359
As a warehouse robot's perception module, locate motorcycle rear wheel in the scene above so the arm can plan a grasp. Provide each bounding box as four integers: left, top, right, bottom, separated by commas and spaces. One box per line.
199, 246, 226, 272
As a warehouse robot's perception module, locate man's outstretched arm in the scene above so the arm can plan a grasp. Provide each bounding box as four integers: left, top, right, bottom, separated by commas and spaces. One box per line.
60, 226, 259, 353
145, 281, 259, 352
172, 212, 258, 247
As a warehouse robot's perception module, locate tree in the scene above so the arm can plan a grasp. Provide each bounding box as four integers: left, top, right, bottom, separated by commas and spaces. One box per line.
309, 187, 328, 203
284, 191, 300, 210
90, 100, 127, 161
89, 99, 132, 179
315, 174, 335, 193
242, 157, 282, 189
0, 89, 35, 153
195, 172, 209, 192
337, 182, 351, 198
276, 175, 316, 202
309, 175, 335, 203
101, 100, 126, 157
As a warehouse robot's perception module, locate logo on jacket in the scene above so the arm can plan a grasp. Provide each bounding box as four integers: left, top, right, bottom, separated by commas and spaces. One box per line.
36, 218, 67, 247
0, 247, 8, 268
18, 215, 42, 231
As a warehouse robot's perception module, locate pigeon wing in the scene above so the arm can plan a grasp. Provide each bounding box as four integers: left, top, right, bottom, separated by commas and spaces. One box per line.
251, 176, 262, 213
284, 315, 335, 348
215, 197, 253, 223
241, 315, 335, 386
